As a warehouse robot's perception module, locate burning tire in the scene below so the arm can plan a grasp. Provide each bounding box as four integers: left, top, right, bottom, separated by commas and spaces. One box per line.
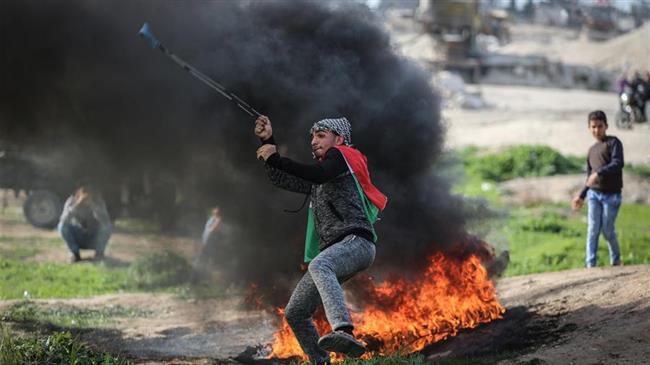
23, 190, 63, 229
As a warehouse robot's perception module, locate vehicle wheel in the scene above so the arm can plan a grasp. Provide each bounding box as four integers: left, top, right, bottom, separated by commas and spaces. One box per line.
615, 110, 631, 129
631, 107, 644, 125
23, 190, 63, 229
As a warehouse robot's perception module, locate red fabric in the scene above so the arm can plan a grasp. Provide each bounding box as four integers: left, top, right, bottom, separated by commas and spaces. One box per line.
335, 146, 388, 211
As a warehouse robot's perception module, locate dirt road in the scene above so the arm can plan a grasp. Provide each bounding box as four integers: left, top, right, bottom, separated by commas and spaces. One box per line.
443, 84, 650, 165
2, 263, 648, 365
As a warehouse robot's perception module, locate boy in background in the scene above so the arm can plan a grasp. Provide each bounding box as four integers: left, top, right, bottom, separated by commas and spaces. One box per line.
572, 110, 624, 268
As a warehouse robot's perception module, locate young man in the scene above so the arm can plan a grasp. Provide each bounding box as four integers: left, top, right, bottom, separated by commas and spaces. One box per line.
571, 110, 624, 268
255, 115, 387, 365
58, 184, 112, 263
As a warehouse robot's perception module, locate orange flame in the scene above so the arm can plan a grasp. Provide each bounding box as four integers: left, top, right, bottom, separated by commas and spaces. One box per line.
270, 252, 505, 360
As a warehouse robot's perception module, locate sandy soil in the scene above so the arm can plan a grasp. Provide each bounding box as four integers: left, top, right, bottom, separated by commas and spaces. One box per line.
2, 201, 649, 364
498, 23, 650, 74
2, 16, 649, 365
443, 84, 650, 165
494, 265, 650, 365
500, 171, 650, 206
2, 258, 648, 365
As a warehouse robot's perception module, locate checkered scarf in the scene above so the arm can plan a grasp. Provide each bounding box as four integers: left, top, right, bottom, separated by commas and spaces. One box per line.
309, 117, 352, 146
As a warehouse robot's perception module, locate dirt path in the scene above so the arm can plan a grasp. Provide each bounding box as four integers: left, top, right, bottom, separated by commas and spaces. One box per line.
2, 265, 649, 364
495, 265, 650, 365
500, 172, 650, 205
443, 84, 650, 165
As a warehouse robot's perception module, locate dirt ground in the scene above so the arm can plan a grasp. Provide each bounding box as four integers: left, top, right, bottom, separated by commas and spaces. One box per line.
443, 84, 650, 166
2, 201, 650, 365
3, 16, 650, 365
500, 171, 650, 205
2, 239, 649, 365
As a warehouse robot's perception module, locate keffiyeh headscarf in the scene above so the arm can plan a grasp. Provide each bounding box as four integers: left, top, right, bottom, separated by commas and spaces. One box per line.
310, 117, 352, 146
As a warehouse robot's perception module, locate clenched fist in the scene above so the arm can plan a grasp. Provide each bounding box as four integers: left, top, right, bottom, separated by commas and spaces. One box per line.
257, 144, 277, 161
254, 115, 273, 140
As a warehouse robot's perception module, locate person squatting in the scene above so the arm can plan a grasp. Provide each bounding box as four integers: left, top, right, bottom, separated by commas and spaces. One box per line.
255, 115, 387, 364
58, 184, 112, 263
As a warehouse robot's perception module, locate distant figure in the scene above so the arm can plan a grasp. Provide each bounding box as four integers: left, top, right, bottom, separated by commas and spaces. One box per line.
196, 206, 223, 266
571, 111, 624, 268
58, 184, 112, 263
202, 207, 222, 246
616, 73, 629, 95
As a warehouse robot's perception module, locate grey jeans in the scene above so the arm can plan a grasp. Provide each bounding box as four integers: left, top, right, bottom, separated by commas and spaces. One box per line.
284, 234, 375, 364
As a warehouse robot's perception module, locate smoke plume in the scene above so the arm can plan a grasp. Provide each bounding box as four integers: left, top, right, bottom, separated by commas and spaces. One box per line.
1, 0, 476, 306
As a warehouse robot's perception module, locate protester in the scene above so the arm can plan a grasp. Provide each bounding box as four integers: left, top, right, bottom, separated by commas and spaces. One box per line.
58, 184, 112, 263
255, 115, 387, 364
571, 110, 624, 267
195, 206, 223, 266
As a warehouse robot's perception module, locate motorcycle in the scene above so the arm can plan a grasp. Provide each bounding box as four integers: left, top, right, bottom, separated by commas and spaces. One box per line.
615, 85, 646, 129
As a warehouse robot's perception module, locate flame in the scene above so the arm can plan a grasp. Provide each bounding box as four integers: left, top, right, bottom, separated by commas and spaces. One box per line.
270, 252, 505, 360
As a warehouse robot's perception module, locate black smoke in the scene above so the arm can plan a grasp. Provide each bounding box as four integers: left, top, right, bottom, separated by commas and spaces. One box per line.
1, 0, 474, 306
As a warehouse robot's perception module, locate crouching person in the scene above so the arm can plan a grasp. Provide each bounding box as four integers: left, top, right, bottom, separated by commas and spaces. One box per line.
58, 184, 112, 263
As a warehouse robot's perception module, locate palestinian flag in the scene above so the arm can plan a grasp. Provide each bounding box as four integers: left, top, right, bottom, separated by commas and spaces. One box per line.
304, 145, 387, 262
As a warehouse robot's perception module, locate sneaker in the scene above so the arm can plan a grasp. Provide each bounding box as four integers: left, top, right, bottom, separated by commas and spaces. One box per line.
317, 330, 365, 358
70, 253, 81, 263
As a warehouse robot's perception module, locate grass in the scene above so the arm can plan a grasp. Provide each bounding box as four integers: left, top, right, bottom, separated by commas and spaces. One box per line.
0, 235, 61, 260
126, 250, 193, 289
2, 301, 152, 328
502, 203, 650, 276
449, 145, 584, 205
446, 146, 650, 276
0, 248, 224, 299
0, 324, 133, 365
626, 163, 650, 179
456, 145, 583, 183
0, 259, 131, 300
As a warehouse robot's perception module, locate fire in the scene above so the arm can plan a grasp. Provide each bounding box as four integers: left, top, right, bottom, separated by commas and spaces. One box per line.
270, 252, 505, 360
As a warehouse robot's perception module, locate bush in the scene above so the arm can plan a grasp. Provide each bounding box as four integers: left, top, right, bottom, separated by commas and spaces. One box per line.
518, 212, 582, 238
626, 164, 650, 179
0, 325, 132, 365
463, 145, 583, 182
126, 251, 193, 289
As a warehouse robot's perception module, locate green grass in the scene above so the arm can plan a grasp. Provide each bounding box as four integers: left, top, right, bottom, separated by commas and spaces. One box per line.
0, 235, 61, 260
0, 205, 25, 224
626, 163, 650, 179
2, 301, 152, 328
448, 145, 584, 205
0, 260, 131, 299
504, 203, 650, 276
0, 248, 224, 299
126, 251, 193, 289
112, 218, 161, 234
0, 324, 133, 365
444, 146, 650, 276
456, 145, 583, 184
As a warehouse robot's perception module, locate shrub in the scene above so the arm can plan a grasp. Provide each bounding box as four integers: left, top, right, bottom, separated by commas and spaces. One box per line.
463, 145, 583, 182
126, 251, 192, 289
0, 325, 132, 365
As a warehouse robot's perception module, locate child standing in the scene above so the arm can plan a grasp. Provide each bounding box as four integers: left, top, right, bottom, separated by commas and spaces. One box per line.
572, 110, 624, 267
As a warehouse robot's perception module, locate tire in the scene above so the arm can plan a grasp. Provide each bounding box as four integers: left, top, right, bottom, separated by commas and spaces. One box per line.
631, 106, 644, 125
23, 190, 63, 229
615, 110, 631, 130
